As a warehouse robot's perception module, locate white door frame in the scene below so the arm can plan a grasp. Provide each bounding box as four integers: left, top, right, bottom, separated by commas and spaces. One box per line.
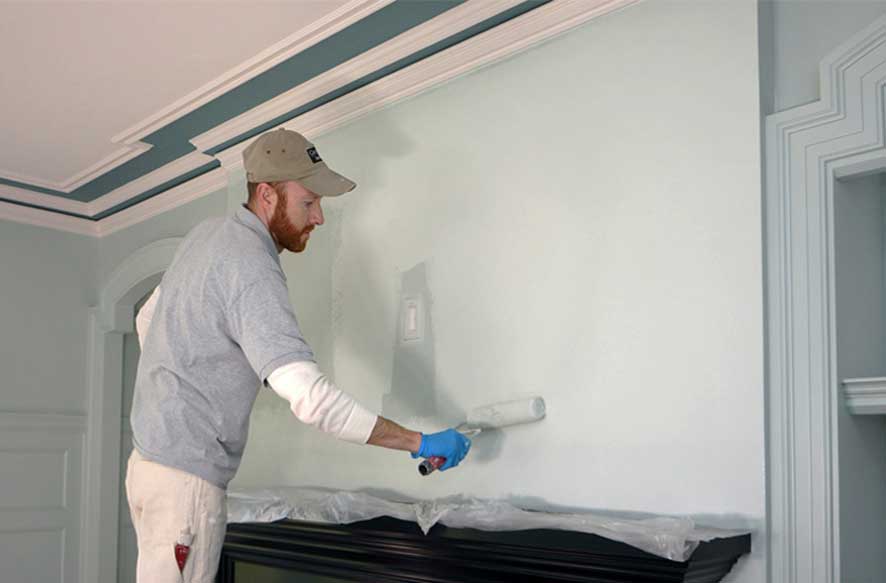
765, 15, 886, 583
80, 238, 182, 583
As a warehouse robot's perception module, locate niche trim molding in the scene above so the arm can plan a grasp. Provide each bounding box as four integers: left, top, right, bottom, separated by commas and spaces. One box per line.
81, 238, 182, 583
842, 377, 886, 415
765, 14, 886, 583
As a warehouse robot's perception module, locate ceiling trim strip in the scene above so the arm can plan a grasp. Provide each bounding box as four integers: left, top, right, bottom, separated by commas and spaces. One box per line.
0, 0, 639, 238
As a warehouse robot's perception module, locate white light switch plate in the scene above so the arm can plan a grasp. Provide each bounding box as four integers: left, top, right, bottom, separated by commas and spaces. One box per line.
401, 296, 422, 342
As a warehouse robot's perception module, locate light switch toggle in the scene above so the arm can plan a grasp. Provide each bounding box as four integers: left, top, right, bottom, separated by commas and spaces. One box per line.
401, 296, 422, 342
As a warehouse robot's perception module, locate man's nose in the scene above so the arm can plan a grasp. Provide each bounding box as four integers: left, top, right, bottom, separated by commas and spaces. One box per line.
312, 203, 324, 226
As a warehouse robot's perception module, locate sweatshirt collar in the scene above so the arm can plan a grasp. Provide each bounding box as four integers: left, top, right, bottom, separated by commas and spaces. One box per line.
234, 205, 279, 259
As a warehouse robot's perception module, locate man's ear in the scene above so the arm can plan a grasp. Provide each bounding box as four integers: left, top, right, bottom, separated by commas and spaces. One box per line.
257, 182, 278, 208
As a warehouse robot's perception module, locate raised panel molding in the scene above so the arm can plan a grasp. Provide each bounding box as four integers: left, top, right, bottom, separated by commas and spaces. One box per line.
0, 530, 65, 583
765, 14, 886, 583
0, 0, 637, 237
0, 411, 85, 583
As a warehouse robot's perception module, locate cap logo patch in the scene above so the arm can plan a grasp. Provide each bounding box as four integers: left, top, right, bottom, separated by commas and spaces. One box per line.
306, 147, 323, 164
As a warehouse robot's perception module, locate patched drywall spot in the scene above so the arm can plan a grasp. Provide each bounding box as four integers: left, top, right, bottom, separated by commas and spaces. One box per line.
383, 262, 460, 424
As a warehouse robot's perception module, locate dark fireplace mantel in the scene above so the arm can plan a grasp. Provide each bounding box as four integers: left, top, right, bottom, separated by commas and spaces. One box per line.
218, 516, 750, 582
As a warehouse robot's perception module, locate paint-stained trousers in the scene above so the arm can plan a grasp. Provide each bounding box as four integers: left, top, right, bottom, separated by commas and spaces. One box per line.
125, 449, 227, 583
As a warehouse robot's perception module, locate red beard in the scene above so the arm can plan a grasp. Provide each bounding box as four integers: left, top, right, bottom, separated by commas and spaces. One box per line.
269, 196, 311, 253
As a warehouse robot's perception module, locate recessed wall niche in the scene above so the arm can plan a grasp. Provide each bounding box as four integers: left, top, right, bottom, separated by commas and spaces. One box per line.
834, 171, 886, 581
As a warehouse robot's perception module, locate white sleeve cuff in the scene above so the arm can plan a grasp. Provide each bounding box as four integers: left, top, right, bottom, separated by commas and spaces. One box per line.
267, 361, 378, 444
135, 286, 160, 348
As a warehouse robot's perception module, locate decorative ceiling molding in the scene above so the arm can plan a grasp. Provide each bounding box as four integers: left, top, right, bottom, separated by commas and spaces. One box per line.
88, 151, 216, 217
192, 0, 526, 154
0, 0, 638, 237
94, 168, 227, 238
217, 0, 639, 171
0, 0, 387, 195
0, 183, 91, 216
0, 142, 152, 193
0, 200, 95, 237
112, 0, 394, 149
0, 150, 215, 218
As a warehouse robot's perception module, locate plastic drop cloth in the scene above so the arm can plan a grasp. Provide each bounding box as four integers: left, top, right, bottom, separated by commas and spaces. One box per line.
227, 487, 748, 562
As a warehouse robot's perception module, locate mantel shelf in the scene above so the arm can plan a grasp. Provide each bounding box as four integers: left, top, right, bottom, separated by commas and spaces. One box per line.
842, 377, 886, 415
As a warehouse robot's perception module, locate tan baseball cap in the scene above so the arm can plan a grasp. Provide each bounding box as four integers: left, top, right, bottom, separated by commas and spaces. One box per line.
242, 128, 356, 196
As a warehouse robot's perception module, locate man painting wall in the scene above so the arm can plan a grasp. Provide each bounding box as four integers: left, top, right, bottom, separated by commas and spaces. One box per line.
125, 128, 471, 582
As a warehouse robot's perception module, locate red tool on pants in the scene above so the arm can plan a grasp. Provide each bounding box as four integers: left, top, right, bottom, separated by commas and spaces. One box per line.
175, 528, 194, 574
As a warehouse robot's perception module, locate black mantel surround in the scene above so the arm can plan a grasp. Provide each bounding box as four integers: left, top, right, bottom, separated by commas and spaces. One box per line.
217, 517, 750, 582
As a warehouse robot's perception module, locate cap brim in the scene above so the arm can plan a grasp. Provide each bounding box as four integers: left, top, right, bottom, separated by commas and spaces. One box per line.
298, 166, 356, 197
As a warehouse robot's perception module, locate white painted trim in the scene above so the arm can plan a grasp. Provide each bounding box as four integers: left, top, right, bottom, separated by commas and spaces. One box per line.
0, 143, 152, 193
192, 0, 526, 153
81, 239, 182, 583
0, 200, 96, 236
215, 0, 639, 170
842, 378, 886, 415
2, 0, 637, 234
60, 142, 153, 192
85, 151, 215, 216
0, 0, 389, 195
0, 167, 227, 238
0, 183, 90, 215
113, 0, 394, 147
765, 14, 886, 583
93, 167, 227, 237
0, 150, 215, 220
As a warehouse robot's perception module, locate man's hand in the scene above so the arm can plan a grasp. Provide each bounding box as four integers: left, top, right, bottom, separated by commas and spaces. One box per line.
410, 429, 472, 471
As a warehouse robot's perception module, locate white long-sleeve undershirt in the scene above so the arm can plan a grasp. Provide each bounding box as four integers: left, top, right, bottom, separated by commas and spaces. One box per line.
136, 287, 377, 444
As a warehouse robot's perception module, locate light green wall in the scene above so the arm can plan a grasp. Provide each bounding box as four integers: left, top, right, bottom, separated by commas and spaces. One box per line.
97, 189, 227, 283
233, 4, 765, 582
762, 0, 886, 113
0, 219, 97, 412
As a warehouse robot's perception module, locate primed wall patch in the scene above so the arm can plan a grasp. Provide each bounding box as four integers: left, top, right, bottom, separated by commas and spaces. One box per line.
383, 262, 459, 423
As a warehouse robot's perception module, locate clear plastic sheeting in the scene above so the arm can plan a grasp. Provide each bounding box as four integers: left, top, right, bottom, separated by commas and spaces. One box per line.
226, 487, 748, 562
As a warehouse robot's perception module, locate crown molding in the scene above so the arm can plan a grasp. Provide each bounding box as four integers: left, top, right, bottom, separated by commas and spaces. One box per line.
0, 165, 227, 238
0, 182, 90, 216
0, 150, 212, 218
86, 150, 215, 216
0, 200, 95, 236
0, 1, 390, 198
0, 143, 151, 193
192, 0, 526, 154
113, 0, 394, 148
94, 167, 227, 237
215, 0, 639, 171
2, 0, 637, 236
59, 141, 153, 192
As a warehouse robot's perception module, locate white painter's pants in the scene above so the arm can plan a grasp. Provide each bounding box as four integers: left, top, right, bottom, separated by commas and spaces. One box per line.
125, 449, 226, 583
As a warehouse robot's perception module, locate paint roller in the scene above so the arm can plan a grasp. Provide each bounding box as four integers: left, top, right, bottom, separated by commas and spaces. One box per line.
418, 396, 546, 476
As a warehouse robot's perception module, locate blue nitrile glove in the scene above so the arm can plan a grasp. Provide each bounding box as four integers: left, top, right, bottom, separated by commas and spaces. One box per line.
410, 428, 472, 471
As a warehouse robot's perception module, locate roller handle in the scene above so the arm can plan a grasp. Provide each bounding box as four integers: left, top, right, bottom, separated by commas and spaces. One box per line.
418, 456, 446, 476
